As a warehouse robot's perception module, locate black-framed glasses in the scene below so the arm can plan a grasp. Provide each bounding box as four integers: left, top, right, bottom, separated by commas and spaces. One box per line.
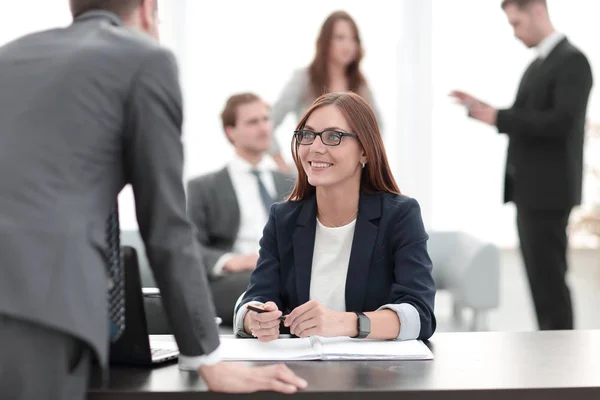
293, 130, 358, 146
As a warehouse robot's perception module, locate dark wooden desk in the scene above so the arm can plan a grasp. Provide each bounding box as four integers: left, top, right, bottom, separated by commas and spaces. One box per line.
88, 330, 600, 400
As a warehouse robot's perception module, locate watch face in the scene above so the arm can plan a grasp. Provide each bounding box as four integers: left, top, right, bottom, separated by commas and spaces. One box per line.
363, 315, 371, 333
359, 313, 371, 338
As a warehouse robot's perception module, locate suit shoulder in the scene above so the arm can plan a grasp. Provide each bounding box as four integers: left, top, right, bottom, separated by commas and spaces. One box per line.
381, 193, 422, 216
557, 47, 592, 81
382, 192, 418, 206
65, 20, 177, 79
559, 41, 590, 65
93, 22, 170, 59
187, 168, 226, 191
380, 194, 427, 238
563, 40, 586, 55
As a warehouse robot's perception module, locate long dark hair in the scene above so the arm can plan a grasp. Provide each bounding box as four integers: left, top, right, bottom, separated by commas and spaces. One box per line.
288, 92, 400, 201
307, 11, 366, 102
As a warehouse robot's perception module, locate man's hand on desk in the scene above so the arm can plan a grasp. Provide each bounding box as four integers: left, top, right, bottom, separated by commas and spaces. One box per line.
223, 253, 259, 272
284, 300, 358, 338
449, 90, 498, 126
199, 362, 308, 394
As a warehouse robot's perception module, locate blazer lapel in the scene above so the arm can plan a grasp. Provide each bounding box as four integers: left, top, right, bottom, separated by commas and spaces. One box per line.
345, 193, 382, 312
292, 195, 317, 306
215, 167, 241, 236
514, 39, 568, 107
536, 38, 568, 78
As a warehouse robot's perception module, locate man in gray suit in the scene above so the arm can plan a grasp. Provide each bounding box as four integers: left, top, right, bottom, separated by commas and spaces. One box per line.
187, 93, 294, 326
0, 1, 306, 398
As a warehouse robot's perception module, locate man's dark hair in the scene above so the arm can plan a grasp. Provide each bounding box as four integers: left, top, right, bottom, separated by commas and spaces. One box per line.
220, 93, 267, 144
69, 0, 144, 19
501, 0, 547, 10
221, 93, 264, 130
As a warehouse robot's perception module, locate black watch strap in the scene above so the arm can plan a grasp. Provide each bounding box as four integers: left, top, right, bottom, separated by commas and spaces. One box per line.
352, 312, 370, 339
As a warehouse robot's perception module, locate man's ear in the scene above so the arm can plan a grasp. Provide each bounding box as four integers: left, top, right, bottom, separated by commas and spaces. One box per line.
224, 126, 236, 144
529, 2, 546, 17
140, 0, 159, 39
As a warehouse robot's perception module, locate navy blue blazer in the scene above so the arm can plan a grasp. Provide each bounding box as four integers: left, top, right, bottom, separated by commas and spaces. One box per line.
236, 192, 436, 340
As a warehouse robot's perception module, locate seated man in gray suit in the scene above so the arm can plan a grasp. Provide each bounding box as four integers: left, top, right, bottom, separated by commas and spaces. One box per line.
187, 93, 294, 326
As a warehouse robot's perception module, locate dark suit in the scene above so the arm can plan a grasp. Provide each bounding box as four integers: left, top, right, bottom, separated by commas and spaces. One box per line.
235, 192, 437, 340
187, 166, 294, 325
495, 37, 593, 330
0, 11, 219, 397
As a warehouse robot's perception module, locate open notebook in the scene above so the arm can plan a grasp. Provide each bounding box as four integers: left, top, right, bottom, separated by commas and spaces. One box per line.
218, 336, 434, 361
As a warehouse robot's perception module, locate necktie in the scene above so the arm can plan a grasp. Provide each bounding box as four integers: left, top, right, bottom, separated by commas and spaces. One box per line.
106, 205, 125, 341
250, 169, 274, 214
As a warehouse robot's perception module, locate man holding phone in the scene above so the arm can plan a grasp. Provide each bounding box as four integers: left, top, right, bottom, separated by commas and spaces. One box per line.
450, 0, 593, 331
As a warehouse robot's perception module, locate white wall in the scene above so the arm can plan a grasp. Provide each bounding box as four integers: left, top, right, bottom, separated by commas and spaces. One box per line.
179, 0, 402, 177
0, 0, 181, 44
0, 1, 71, 46
1, 0, 598, 247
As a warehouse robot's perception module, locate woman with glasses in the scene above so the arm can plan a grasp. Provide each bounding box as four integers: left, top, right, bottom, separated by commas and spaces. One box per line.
233, 92, 435, 342
268, 10, 383, 172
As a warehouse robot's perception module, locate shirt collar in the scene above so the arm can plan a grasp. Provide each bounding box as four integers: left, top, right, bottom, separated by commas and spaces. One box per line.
536, 31, 565, 59
73, 10, 124, 27
229, 153, 272, 174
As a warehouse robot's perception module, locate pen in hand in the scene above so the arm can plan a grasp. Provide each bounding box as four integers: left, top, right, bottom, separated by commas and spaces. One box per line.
246, 304, 287, 321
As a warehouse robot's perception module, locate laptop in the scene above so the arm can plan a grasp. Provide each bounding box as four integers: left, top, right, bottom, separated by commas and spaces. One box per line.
109, 246, 179, 366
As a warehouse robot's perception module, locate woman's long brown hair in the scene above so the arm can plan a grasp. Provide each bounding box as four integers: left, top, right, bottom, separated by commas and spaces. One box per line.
288, 92, 400, 201
307, 11, 366, 102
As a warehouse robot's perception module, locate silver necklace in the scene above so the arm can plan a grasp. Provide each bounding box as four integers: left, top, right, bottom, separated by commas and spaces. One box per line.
317, 209, 358, 228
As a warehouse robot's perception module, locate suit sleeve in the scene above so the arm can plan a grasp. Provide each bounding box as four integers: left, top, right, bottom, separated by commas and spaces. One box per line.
388, 198, 436, 340
123, 48, 219, 357
496, 53, 593, 138
186, 180, 230, 275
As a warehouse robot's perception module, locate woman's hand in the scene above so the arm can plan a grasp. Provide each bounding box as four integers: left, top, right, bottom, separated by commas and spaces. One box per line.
284, 300, 358, 338
243, 302, 282, 342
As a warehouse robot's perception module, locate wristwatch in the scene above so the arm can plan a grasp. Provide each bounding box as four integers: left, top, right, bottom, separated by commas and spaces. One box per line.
352, 312, 371, 339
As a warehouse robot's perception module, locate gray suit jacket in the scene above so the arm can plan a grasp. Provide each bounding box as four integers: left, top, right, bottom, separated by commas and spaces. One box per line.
0, 11, 219, 366
187, 167, 294, 276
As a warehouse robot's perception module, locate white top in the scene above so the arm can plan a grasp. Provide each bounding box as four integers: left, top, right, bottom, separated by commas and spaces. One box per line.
308, 218, 356, 312
212, 154, 277, 275
536, 31, 565, 59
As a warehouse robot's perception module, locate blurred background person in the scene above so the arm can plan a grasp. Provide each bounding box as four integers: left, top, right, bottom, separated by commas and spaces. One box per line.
187, 93, 294, 326
268, 10, 383, 172
450, 0, 593, 331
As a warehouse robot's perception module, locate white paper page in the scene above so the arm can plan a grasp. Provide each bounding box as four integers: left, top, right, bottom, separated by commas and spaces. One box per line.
218, 337, 319, 361
317, 337, 434, 360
